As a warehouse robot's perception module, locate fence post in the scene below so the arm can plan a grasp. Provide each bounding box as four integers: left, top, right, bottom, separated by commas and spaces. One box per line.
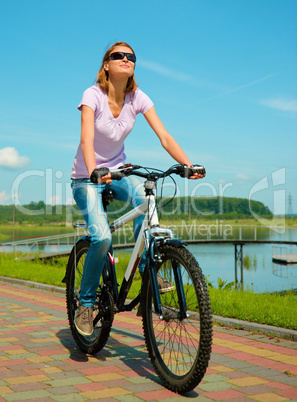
234, 244, 238, 287
234, 243, 244, 289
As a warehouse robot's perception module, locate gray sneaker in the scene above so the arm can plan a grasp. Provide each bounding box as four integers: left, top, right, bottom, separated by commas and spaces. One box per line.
75, 305, 93, 336
157, 275, 175, 294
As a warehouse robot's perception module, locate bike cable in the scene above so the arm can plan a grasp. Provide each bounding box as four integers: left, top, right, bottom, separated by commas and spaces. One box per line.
158, 173, 177, 222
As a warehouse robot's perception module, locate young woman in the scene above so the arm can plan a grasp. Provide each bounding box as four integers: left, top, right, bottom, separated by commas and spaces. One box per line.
71, 41, 205, 336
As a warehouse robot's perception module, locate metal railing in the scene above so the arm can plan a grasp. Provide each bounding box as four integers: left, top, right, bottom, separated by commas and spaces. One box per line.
0, 224, 295, 260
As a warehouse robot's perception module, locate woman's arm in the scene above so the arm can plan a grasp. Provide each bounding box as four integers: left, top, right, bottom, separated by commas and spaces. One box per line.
80, 105, 97, 177
144, 106, 204, 179
80, 105, 112, 183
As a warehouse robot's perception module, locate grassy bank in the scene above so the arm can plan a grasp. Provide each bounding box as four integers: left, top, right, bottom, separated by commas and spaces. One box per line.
208, 288, 296, 330
0, 224, 74, 243
0, 216, 296, 232
2, 216, 297, 227
0, 252, 296, 331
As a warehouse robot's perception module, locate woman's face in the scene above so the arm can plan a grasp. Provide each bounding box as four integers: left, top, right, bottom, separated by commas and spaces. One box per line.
104, 45, 135, 79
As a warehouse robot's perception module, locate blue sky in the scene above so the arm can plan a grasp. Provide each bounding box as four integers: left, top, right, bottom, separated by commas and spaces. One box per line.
0, 0, 296, 217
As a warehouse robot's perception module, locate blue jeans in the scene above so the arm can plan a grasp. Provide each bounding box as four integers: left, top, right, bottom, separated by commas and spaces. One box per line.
71, 176, 147, 307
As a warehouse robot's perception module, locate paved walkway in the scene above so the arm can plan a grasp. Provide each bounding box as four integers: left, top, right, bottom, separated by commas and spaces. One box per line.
0, 281, 296, 402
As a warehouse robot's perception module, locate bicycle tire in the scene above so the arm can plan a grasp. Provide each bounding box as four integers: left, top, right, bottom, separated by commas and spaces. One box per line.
141, 244, 212, 394
66, 238, 115, 355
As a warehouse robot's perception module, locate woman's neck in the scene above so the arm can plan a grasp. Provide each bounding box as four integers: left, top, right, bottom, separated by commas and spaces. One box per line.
108, 78, 127, 104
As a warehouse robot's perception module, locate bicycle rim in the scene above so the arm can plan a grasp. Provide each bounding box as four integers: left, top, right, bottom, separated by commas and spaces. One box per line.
66, 238, 114, 355
142, 244, 212, 393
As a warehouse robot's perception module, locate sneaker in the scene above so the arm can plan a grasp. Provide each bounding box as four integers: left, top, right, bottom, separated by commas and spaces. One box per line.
157, 275, 175, 293
75, 305, 93, 336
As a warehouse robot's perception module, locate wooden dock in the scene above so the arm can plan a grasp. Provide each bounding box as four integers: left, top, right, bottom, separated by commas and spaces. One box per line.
272, 253, 297, 265
20, 243, 136, 261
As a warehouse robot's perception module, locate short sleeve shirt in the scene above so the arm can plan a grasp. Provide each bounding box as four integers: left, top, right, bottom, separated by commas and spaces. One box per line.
71, 85, 153, 178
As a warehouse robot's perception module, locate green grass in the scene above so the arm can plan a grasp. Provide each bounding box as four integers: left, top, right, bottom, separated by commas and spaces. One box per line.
0, 253, 68, 287
209, 288, 297, 330
0, 252, 142, 296
0, 252, 296, 330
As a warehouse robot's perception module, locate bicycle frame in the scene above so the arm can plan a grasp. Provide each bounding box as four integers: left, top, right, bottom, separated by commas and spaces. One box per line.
108, 191, 174, 313
71, 172, 189, 319
67, 164, 212, 393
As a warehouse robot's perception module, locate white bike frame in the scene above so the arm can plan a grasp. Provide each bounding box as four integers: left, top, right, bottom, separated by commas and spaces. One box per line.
109, 193, 174, 285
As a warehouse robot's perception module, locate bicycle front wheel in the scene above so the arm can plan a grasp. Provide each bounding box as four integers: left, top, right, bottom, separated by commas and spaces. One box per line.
66, 238, 114, 355
141, 244, 212, 394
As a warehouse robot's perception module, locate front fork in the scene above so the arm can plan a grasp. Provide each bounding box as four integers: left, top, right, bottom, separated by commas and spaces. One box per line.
145, 233, 188, 320
147, 237, 163, 317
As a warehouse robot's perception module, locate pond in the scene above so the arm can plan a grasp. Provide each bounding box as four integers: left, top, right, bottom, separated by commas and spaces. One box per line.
1, 225, 296, 294
188, 243, 297, 293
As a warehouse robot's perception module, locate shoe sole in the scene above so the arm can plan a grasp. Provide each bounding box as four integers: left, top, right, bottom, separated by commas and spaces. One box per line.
159, 285, 175, 294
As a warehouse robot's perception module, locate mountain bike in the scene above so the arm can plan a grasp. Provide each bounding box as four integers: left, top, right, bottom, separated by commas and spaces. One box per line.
63, 164, 212, 394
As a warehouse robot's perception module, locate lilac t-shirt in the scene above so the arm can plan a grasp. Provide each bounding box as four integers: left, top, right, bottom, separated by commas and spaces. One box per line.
71, 85, 153, 178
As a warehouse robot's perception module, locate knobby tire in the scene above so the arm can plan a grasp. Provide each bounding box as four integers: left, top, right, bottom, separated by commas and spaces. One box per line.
141, 244, 212, 394
65, 238, 114, 355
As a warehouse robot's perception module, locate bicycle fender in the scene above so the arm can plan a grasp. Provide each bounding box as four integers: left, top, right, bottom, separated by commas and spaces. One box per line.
62, 236, 91, 284
76, 235, 91, 243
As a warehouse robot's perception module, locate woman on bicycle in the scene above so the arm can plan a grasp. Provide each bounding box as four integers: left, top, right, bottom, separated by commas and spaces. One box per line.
71, 41, 204, 336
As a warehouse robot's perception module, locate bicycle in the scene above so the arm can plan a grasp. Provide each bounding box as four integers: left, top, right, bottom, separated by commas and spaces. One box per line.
63, 164, 212, 394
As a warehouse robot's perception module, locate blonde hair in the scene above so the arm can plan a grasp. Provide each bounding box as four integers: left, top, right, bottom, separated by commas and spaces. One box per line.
96, 42, 137, 94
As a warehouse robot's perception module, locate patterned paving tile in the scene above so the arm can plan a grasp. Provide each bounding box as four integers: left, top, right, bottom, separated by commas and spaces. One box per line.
0, 281, 296, 402
202, 389, 244, 401
249, 392, 288, 401
227, 376, 268, 387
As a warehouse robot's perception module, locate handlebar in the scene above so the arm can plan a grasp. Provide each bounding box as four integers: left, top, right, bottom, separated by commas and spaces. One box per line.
90, 164, 206, 183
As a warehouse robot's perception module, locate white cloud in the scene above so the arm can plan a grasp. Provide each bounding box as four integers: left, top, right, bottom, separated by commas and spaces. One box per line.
137, 59, 235, 93
66, 197, 75, 205
259, 98, 297, 112
138, 59, 191, 82
0, 147, 31, 169
0, 190, 10, 204
211, 74, 279, 100
49, 196, 60, 205
234, 174, 253, 185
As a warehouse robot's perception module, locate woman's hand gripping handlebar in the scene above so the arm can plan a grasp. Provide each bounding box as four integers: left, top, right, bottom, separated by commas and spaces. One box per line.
90, 164, 206, 184
89, 165, 136, 183
174, 164, 206, 179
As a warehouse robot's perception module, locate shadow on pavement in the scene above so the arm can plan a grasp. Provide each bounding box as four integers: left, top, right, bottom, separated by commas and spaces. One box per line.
56, 326, 199, 398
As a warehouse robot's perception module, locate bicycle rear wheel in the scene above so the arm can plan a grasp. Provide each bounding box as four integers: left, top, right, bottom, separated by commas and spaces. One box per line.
141, 243, 212, 394
66, 238, 114, 355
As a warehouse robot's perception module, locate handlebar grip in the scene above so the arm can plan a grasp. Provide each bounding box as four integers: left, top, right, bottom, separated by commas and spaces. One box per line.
176, 164, 206, 178
110, 171, 125, 180
188, 165, 206, 176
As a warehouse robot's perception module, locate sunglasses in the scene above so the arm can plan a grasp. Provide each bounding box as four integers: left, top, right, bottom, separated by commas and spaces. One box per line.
108, 52, 136, 63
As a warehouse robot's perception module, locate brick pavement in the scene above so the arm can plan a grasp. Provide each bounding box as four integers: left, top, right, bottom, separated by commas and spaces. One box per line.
0, 281, 296, 401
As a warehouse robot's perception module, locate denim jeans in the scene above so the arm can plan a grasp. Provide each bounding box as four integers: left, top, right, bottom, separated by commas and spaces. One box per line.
71, 176, 147, 307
